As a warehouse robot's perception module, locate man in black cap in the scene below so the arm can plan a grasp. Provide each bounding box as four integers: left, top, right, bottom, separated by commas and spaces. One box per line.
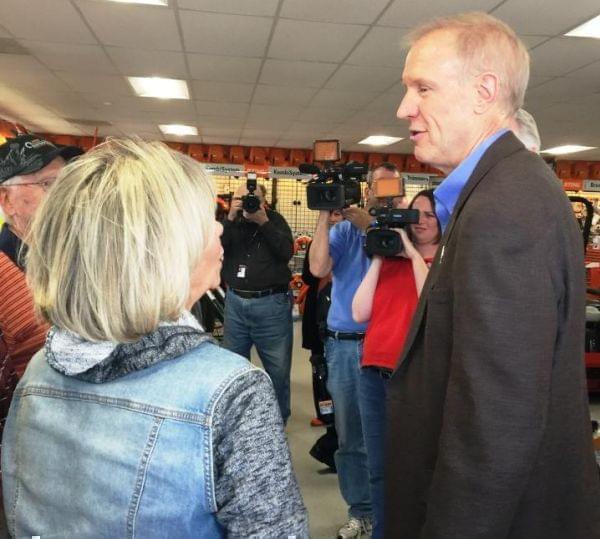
0, 134, 82, 401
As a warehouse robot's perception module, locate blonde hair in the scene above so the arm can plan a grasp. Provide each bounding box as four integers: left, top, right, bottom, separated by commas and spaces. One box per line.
26, 138, 216, 343
408, 12, 530, 114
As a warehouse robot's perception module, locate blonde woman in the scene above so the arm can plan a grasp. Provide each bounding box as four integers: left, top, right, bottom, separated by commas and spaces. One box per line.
1, 139, 308, 538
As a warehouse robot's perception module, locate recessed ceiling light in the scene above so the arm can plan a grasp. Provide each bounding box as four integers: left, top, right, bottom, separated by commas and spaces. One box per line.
358, 135, 403, 146
565, 14, 600, 39
540, 145, 597, 155
128, 77, 189, 99
104, 0, 168, 6
159, 124, 198, 136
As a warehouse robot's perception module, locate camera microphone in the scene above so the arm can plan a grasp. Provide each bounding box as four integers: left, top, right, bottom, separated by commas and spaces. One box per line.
299, 163, 321, 175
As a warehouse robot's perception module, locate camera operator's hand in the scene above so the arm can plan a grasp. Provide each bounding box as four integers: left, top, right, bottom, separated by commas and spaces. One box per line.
243, 206, 269, 226
395, 228, 420, 260
342, 207, 372, 231
228, 197, 243, 221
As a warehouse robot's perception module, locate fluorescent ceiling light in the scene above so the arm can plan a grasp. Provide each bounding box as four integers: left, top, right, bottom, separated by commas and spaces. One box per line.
541, 145, 597, 155
104, 0, 168, 6
565, 15, 600, 39
128, 77, 189, 99
358, 135, 403, 146
159, 124, 198, 136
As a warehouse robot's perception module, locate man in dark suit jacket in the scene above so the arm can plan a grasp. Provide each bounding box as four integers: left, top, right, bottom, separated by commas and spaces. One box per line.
385, 12, 600, 539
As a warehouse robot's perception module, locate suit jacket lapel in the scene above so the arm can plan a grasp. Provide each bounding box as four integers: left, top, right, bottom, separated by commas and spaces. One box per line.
394, 131, 525, 372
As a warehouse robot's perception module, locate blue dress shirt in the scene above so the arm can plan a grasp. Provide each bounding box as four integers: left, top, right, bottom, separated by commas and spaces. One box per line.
434, 129, 509, 232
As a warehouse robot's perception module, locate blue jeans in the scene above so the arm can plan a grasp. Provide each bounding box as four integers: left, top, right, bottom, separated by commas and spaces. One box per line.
325, 337, 372, 519
358, 367, 391, 539
223, 290, 293, 422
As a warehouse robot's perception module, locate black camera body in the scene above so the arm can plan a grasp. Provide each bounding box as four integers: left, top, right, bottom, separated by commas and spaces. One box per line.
364, 207, 420, 257
242, 174, 261, 213
300, 162, 368, 210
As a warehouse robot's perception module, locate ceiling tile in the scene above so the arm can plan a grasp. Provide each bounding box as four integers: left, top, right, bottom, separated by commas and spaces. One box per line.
0, 65, 73, 93
345, 26, 409, 68
326, 65, 400, 92
380, 0, 499, 28
0, 54, 46, 72
524, 76, 600, 106
178, 0, 279, 16
244, 116, 289, 130
76, 1, 181, 50
364, 92, 402, 113
299, 107, 356, 123
201, 127, 243, 138
20, 41, 116, 74
106, 47, 187, 78
181, 12, 272, 56
187, 54, 262, 83
197, 116, 246, 129
287, 120, 339, 133
0, 0, 96, 44
242, 128, 287, 139
491, 0, 600, 35
259, 59, 338, 88
280, 0, 390, 24
529, 36, 600, 78
192, 81, 254, 102
195, 101, 249, 117
0, 25, 11, 38
253, 85, 317, 106
310, 89, 379, 109
566, 60, 600, 80
268, 19, 368, 62
519, 35, 551, 49
55, 71, 133, 96
246, 104, 303, 122
202, 136, 241, 145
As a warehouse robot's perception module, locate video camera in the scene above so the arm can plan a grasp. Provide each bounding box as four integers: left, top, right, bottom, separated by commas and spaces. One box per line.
299, 140, 368, 210
364, 176, 419, 257
242, 172, 261, 213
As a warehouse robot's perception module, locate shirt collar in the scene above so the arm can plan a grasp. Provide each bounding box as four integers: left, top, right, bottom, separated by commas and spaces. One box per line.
434, 129, 508, 232
0, 222, 26, 270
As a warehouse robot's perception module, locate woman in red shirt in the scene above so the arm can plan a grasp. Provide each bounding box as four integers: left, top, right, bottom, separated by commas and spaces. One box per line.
351, 189, 441, 539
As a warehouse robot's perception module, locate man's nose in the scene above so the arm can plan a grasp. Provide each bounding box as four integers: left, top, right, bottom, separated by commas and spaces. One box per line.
397, 91, 416, 120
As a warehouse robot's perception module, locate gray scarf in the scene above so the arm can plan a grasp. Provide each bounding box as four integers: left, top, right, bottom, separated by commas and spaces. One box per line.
46, 311, 214, 383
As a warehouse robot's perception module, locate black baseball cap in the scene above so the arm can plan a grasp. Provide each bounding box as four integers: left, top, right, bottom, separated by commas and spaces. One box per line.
0, 135, 83, 184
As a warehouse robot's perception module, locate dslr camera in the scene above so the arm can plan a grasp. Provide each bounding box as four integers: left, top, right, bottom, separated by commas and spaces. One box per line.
242, 172, 261, 214
364, 176, 419, 257
300, 140, 368, 210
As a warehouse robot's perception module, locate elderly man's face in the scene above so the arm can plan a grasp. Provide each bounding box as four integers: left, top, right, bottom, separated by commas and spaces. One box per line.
0, 157, 65, 238
397, 30, 480, 174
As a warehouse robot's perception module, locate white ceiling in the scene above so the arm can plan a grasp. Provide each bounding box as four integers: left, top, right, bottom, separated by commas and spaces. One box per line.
0, 0, 598, 158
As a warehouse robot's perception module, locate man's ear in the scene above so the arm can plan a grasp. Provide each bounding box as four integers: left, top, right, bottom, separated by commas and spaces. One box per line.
0, 188, 14, 219
474, 72, 499, 114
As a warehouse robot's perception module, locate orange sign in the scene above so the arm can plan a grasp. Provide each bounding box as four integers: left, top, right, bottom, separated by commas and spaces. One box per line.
244, 163, 270, 176
562, 178, 583, 191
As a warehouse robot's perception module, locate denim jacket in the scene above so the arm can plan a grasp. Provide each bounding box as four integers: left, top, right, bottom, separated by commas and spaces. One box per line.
2, 340, 267, 538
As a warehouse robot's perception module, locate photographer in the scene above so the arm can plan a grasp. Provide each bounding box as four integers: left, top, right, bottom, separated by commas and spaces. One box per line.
221, 182, 294, 424
352, 189, 440, 539
309, 162, 406, 538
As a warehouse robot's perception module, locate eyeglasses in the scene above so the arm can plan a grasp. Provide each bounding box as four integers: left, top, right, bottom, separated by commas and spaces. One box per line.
2, 179, 56, 191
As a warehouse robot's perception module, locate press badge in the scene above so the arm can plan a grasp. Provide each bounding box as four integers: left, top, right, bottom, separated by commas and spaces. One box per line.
237, 264, 247, 278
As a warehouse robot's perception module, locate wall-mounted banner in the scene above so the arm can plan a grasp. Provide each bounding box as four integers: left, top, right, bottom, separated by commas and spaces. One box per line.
202, 163, 245, 176
201, 162, 311, 180
584, 179, 600, 192
562, 178, 584, 191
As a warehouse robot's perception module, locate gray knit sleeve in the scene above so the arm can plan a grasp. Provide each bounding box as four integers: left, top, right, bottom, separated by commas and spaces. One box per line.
212, 368, 309, 538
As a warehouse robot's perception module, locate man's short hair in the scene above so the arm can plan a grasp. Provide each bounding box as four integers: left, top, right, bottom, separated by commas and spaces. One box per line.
514, 108, 541, 153
26, 138, 216, 343
367, 162, 400, 186
407, 12, 530, 114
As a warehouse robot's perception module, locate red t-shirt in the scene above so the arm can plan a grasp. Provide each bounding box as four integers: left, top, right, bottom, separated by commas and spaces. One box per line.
361, 257, 425, 370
